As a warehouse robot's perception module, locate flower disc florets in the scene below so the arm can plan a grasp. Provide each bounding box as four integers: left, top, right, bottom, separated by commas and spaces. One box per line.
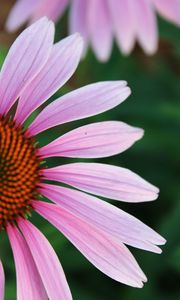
0, 116, 41, 228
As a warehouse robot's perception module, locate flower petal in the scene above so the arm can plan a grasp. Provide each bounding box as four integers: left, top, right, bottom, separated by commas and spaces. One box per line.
88, 0, 113, 61
42, 163, 159, 202
6, 0, 41, 32
33, 200, 147, 288
0, 260, 5, 300
40, 183, 165, 253
15, 33, 83, 124
18, 219, 72, 300
108, 0, 136, 54
152, 0, 180, 25
0, 17, 54, 115
7, 224, 47, 300
69, 0, 89, 57
39, 121, 143, 158
31, 0, 69, 23
28, 81, 131, 136
134, 0, 158, 54
69, 0, 89, 45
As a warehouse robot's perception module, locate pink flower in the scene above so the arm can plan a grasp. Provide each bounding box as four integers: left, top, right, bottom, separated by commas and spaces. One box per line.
6, 0, 180, 61
0, 18, 165, 299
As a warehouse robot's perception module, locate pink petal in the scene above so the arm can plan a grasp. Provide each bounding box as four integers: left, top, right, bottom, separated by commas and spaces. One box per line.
18, 219, 72, 300
87, 0, 113, 61
6, 0, 41, 32
28, 81, 131, 136
0, 260, 5, 300
152, 0, 180, 25
42, 163, 159, 202
0, 18, 54, 116
33, 200, 147, 288
40, 183, 166, 253
108, 0, 136, 54
69, 0, 86, 35
134, 0, 158, 54
31, 0, 69, 23
39, 121, 143, 159
15, 33, 83, 124
69, 0, 89, 45
7, 224, 47, 300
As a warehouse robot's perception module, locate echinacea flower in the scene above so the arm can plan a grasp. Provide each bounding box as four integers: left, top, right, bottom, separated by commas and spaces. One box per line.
6, 0, 180, 61
0, 17, 166, 299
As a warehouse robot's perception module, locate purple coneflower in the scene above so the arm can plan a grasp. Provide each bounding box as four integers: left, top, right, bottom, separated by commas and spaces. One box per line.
6, 0, 180, 61
0, 18, 165, 299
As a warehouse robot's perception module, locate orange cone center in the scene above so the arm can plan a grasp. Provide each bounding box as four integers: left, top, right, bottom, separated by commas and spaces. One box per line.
0, 116, 41, 228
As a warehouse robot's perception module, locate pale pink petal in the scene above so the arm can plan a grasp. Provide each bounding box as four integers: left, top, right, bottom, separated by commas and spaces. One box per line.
28, 81, 131, 136
0, 260, 5, 300
134, 0, 158, 54
152, 0, 180, 25
69, 0, 89, 56
39, 121, 143, 159
87, 0, 113, 61
15, 33, 83, 124
6, 0, 41, 32
31, 0, 69, 23
69, 0, 88, 37
0, 18, 54, 115
7, 224, 47, 300
18, 219, 72, 300
33, 200, 147, 288
42, 163, 159, 202
108, 0, 136, 54
40, 183, 166, 253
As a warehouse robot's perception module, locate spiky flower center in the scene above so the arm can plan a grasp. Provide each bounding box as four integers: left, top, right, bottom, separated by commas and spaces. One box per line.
0, 116, 41, 228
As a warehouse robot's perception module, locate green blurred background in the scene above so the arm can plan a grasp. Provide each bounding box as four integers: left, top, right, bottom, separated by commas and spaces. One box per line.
0, 2, 180, 299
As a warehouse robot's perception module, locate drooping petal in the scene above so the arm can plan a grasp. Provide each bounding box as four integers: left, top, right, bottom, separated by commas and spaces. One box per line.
7, 224, 47, 300
0, 260, 5, 300
0, 18, 54, 115
134, 0, 158, 54
6, 0, 41, 32
42, 163, 159, 202
69, 0, 88, 37
28, 81, 131, 136
69, 0, 89, 54
31, 0, 69, 23
15, 33, 83, 124
108, 0, 136, 54
18, 219, 72, 300
152, 0, 180, 25
39, 121, 143, 158
87, 0, 113, 61
40, 183, 165, 253
33, 200, 147, 288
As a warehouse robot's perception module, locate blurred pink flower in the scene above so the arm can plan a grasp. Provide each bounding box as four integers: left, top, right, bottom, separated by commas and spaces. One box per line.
6, 0, 180, 61
0, 18, 165, 299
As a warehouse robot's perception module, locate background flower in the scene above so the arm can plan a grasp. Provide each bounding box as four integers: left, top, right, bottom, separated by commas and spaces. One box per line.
6, 0, 180, 61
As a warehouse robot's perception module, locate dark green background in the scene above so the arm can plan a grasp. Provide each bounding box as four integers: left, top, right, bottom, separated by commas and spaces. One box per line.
0, 11, 180, 300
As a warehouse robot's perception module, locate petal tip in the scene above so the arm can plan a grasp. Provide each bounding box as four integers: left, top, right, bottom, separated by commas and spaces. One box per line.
72, 32, 84, 50
153, 189, 160, 199
143, 40, 158, 56
121, 86, 131, 101
134, 278, 147, 289
158, 237, 167, 246
133, 127, 144, 141
39, 16, 49, 23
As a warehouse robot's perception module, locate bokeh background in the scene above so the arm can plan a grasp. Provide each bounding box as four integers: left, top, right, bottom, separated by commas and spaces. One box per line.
0, 1, 180, 299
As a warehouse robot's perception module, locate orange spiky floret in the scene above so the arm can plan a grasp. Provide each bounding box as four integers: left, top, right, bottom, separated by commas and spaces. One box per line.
0, 116, 41, 228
